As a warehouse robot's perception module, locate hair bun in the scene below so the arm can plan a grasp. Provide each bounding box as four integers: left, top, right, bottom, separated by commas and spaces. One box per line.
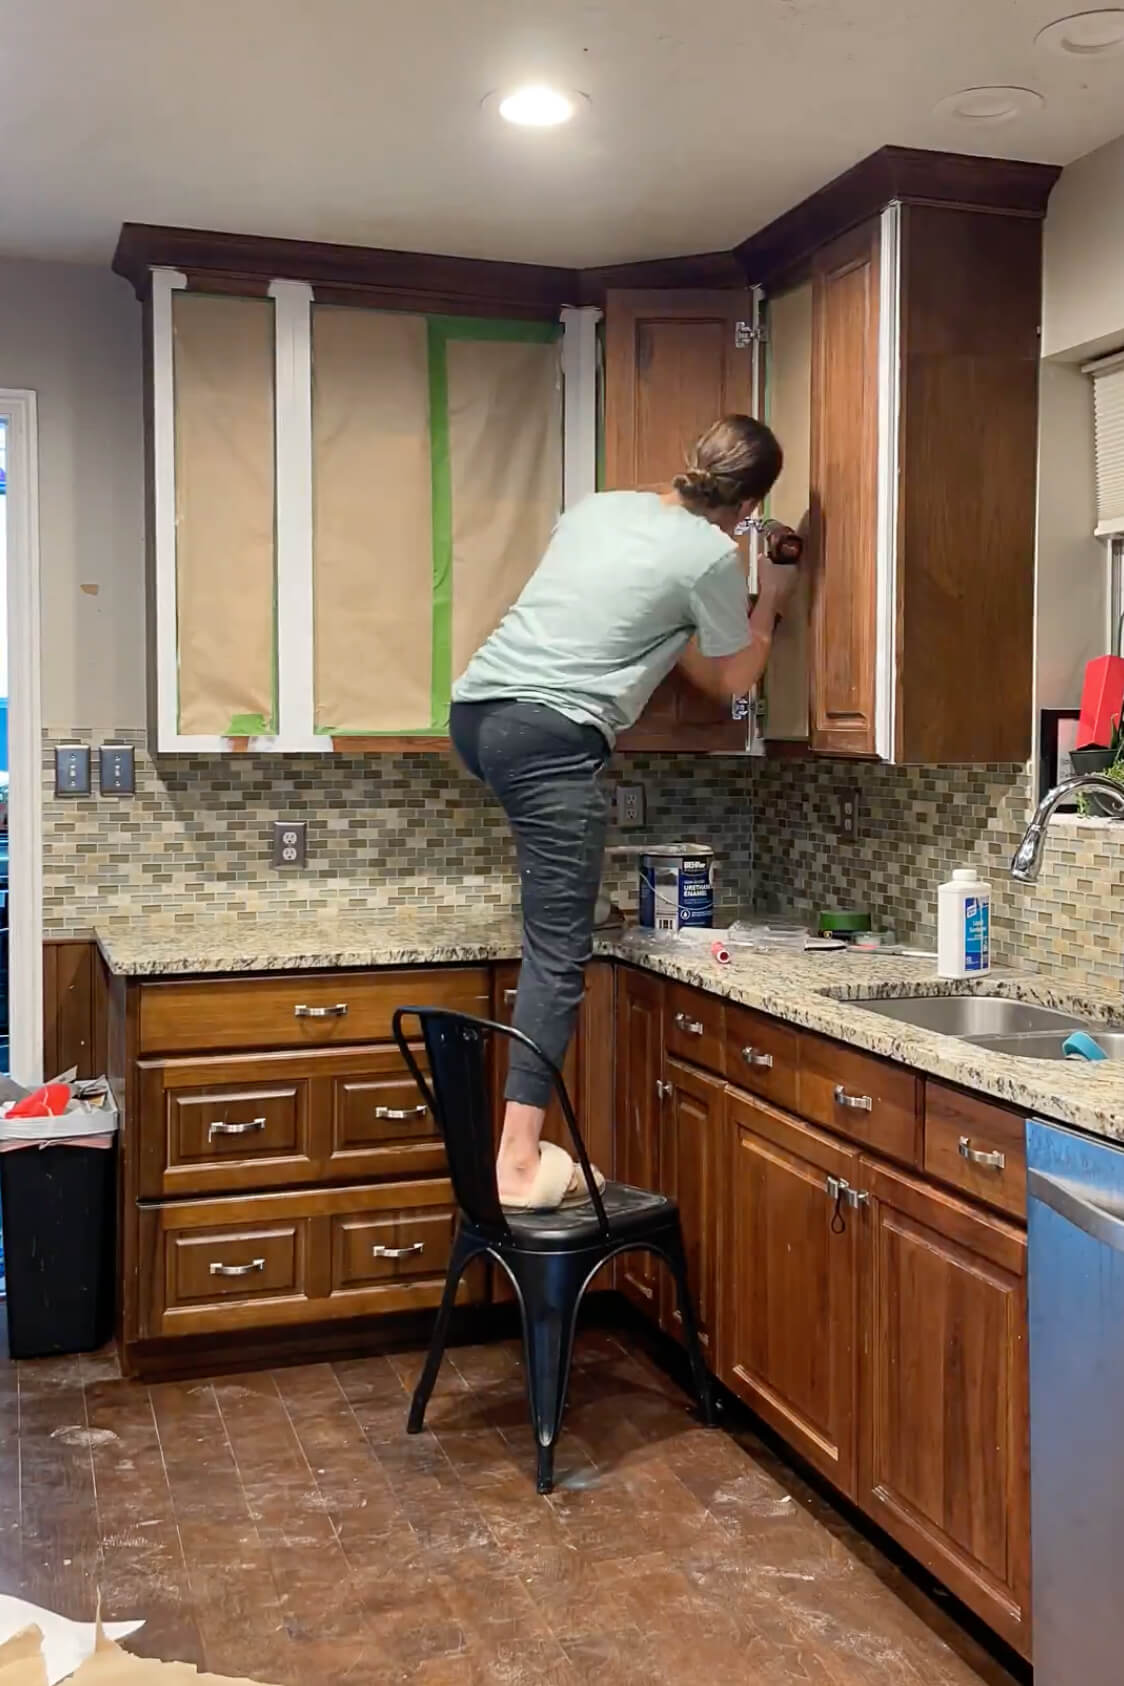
672, 465, 723, 507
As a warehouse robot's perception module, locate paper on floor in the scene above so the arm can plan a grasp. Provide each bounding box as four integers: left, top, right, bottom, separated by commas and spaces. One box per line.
0, 1620, 278, 1686
0, 1602, 142, 1686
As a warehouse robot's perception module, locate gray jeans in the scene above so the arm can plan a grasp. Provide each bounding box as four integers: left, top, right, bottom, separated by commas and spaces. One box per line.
450, 700, 611, 1109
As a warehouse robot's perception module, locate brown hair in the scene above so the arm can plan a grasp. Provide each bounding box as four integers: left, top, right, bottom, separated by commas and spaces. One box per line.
672, 415, 783, 512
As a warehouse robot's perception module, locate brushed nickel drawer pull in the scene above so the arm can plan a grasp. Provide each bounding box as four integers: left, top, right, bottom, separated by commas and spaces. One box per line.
834, 1084, 873, 1112
294, 1002, 348, 1019
741, 1046, 774, 1069
208, 1117, 267, 1141
374, 1104, 428, 1121
959, 1135, 1006, 1171
503, 987, 518, 1006
674, 1012, 704, 1036
372, 1242, 425, 1260
209, 1258, 265, 1278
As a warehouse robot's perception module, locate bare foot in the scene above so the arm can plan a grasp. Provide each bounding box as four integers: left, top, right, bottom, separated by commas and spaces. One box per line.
496, 1146, 541, 1204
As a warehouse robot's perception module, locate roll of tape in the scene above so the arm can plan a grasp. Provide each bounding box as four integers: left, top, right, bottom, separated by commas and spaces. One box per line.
711, 939, 731, 965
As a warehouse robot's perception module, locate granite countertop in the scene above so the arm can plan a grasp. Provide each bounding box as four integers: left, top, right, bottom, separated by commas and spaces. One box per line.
93, 910, 1124, 1142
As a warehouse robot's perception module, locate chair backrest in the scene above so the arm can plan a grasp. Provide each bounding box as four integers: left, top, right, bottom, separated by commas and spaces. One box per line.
391, 1006, 610, 1238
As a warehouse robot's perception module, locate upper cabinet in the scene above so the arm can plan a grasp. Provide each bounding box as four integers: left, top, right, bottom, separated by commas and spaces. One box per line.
604, 288, 759, 753
146, 262, 565, 752
746, 159, 1056, 764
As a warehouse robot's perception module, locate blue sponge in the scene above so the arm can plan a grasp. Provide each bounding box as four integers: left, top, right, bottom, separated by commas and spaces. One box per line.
1062, 1031, 1108, 1062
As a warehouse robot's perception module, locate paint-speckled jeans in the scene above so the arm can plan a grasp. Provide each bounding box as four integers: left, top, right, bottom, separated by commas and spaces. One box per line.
450, 700, 611, 1109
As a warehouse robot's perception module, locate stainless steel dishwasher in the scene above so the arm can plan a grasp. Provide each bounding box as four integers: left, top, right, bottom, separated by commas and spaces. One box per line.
1027, 1118, 1124, 1683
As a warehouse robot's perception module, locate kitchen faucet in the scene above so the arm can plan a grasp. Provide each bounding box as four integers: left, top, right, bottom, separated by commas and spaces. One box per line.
1010, 774, 1124, 883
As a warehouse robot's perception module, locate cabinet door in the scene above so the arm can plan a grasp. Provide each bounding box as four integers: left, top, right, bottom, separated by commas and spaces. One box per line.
604, 288, 753, 753
659, 1058, 722, 1356
809, 221, 880, 756
761, 280, 813, 743
724, 1091, 861, 1497
614, 967, 664, 1314
860, 1158, 1030, 1655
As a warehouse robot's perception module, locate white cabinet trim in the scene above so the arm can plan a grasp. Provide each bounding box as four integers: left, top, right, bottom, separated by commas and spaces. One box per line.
875, 203, 902, 762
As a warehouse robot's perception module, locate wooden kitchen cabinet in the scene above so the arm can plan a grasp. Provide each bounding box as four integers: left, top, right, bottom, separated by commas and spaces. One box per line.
604, 288, 755, 753
614, 966, 665, 1314
751, 200, 1045, 763
859, 1157, 1030, 1653
723, 1089, 861, 1497
659, 1057, 722, 1354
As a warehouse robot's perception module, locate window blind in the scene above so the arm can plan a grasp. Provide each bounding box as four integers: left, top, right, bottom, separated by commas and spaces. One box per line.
1087, 349, 1124, 534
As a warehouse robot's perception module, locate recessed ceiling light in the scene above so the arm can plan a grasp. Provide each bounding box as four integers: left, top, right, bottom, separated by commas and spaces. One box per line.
497, 86, 577, 128
933, 85, 1045, 122
1036, 10, 1124, 56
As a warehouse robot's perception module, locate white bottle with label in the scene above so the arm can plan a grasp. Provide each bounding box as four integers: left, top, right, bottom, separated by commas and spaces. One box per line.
937, 868, 992, 978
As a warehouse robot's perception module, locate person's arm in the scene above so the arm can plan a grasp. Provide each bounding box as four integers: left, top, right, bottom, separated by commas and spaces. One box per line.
678, 551, 798, 701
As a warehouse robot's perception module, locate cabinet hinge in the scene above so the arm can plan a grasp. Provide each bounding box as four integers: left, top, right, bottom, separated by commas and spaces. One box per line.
735, 320, 766, 348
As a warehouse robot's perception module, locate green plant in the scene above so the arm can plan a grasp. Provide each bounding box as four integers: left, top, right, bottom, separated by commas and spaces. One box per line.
1077, 713, 1124, 815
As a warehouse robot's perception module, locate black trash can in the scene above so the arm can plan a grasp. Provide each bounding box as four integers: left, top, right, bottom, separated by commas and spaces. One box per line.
0, 1141, 117, 1359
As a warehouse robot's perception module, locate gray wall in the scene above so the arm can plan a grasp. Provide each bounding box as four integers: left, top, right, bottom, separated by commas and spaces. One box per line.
0, 256, 145, 731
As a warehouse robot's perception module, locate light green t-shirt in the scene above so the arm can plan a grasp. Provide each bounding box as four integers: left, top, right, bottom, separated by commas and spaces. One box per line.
452, 491, 749, 745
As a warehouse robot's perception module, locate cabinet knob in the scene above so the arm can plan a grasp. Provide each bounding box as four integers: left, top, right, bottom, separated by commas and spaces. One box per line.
958, 1135, 1005, 1171
208, 1116, 266, 1141
833, 1084, 873, 1112
502, 988, 518, 1006
741, 1046, 774, 1070
656, 1079, 672, 1099
674, 1012, 704, 1036
209, 1258, 265, 1278
374, 1104, 429, 1122
372, 1241, 425, 1260
294, 1002, 348, 1019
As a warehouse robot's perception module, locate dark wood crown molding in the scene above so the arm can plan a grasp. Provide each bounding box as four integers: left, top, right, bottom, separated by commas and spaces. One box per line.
113, 148, 1062, 315
735, 146, 1061, 289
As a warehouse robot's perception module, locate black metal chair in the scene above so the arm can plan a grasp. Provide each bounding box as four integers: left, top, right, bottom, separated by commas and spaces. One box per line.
392, 1006, 715, 1494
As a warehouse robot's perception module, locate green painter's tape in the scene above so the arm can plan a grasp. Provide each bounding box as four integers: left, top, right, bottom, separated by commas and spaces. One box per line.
595, 320, 606, 492
226, 712, 270, 737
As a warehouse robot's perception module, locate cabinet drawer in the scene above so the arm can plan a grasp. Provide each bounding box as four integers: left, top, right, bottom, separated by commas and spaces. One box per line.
666, 984, 725, 1074
924, 1082, 1026, 1219
332, 1207, 455, 1292
137, 1045, 448, 1199
798, 1033, 921, 1166
137, 966, 491, 1055
724, 1003, 798, 1111
136, 1180, 478, 1340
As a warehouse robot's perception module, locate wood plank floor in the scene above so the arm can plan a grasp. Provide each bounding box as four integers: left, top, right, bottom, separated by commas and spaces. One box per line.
0, 1329, 1024, 1686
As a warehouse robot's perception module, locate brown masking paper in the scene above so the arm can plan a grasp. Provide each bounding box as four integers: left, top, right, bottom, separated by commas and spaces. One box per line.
0, 1625, 278, 1686
312, 306, 433, 733
173, 292, 276, 737
447, 338, 562, 681
763, 282, 813, 741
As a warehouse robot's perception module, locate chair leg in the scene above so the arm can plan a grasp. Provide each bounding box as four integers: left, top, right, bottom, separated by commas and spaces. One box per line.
506, 1249, 590, 1495
658, 1225, 717, 1427
407, 1228, 480, 1435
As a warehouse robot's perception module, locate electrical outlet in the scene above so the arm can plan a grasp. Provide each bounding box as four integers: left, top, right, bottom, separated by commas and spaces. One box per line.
99, 743, 135, 796
616, 784, 646, 828
272, 820, 307, 868
55, 744, 91, 797
839, 789, 860, 841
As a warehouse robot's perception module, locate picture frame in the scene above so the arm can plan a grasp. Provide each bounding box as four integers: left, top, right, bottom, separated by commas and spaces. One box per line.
1038, 708, 1082, 808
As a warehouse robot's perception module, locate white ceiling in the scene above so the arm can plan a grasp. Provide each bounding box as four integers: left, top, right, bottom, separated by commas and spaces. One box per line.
2, 0, 1124, 269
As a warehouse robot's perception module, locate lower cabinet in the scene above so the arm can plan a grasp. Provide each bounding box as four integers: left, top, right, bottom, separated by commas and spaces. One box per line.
860, 1158, 1030, 1654
615, 967, 665, 1316
722, 1089, 860, 1498
660, 1057, 722, 1353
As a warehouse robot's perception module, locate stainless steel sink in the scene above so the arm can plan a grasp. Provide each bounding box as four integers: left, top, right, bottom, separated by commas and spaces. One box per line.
961, 1030, 1124, 1062
852, 996, 1086, 1037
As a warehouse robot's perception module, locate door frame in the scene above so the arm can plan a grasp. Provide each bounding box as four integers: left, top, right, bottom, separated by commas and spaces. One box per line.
0, 390, 44, 1083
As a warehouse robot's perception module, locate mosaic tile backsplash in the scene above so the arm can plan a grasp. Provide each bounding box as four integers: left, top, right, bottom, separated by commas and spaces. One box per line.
43, 730, 1121, 995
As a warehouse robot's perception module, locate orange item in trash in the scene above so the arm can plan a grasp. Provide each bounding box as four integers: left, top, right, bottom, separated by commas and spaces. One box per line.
7, 1083, 72, 1119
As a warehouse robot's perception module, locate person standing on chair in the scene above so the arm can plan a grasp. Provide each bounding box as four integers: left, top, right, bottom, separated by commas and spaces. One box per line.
450, 415, 797, 1212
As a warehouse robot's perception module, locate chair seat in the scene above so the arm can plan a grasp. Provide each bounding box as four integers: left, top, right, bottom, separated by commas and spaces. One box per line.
490, 1180, 678, 1246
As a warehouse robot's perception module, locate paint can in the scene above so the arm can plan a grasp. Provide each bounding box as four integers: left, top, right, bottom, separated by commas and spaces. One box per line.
638, 845, 715, 933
